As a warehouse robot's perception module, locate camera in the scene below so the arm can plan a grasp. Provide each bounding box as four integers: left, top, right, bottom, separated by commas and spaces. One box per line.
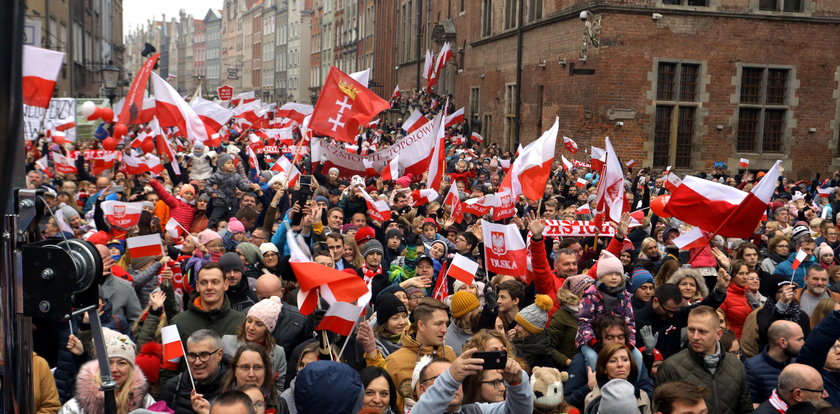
579, 11, 593, 21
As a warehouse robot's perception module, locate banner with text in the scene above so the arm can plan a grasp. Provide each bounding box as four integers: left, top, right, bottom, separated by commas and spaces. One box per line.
540, 220, 615, 237
24, 98, 76, 141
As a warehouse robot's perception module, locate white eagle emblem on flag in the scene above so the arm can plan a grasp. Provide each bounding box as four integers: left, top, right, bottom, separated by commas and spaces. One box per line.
490, 231, 507, 255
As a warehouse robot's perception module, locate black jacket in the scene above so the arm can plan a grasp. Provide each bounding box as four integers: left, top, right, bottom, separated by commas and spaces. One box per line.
227, 277, 257, 312
160, 361, 228, 413
272, 303, 310, 364
635, 288, 726, 359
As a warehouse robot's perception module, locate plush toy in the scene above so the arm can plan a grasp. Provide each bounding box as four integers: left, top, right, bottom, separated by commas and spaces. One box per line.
531, 366, 571, 413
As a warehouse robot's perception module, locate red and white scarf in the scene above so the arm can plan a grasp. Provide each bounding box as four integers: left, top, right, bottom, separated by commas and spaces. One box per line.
768, 389, 788, 413
361, 264, 380, 285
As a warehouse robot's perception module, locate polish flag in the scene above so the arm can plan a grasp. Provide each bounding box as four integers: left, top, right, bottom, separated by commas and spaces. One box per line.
576, 177, 588, 188
229, 91, 256, 106
191, 97, 234, 140
276, 102, 314, 124
51, 152, 78, 174
739, 158, 750, 169
391, 84, 401, 100
426, 113, 448, 192
165, 217, 184, 239
594, 137, 625, 224
445, 253, 479, 285
291, 240, 370, 315
402, 109, 429, 134
161, 325, 185, 362
152, 119, 180, 175
380, 154, 400, 182
590, 146, 606, 172
444, 183, 464, 223
503, 117, 559, 201
126, 233, 164, 258
665, 172, 683, 193
365, 196, 392, 223
367, 118, 380, 128
664, 160, 781, 238
818, 187, 835, 198
52, 116, 76, 132
152, 73, 210, 143
412, 188, 440, 206
481, 220, 527, 277
89, 151, 119, 176
673, 227, 709, 250
422, 49, 434, 79
561, 155, 574, 171
101, 200, 144, 228
35, 154, 50, 174
123, 154, 164, 175
470, 132, 484, 143
444, 107, 465, 128
130, 130, 154, 150
626, 160, 636, 169
576, 204, 591, 215
451, 135, 466, 145
272, 156, 301, 187
563, 136, 578, 154
791, 248, 809, 271
362, 158, 377, 177
665, 165, 672, 176
463, 197, 493, 217
317, 301, 364, 336
434, 42, 453, 76
629, 210, 645, 228
22, 45, 65, 108
232, 100, 262, 125
246, 145, 260, 175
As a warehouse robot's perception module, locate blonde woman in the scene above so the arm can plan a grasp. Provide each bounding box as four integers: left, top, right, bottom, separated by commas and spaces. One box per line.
342, 235, 365, 268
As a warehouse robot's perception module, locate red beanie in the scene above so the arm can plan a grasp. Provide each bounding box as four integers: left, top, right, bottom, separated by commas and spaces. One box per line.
135, 342, 163, 385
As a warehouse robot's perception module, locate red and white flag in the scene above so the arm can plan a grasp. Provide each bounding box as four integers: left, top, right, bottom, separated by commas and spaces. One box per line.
444, 183, 464, 223
791, 248, 809, 271
470, 132, 484, 143
665, 165, 672, 175
118, 53, 160, 125
818, 187, 835, 198
35, 154, 50, 173
423, 49, 434, 79
563, 136, 578, 154
22, 45, 65, 108
316, 301, 364, 336
161, 325, 185, 362
126, 234, 164, 258
434, 42, 452, 76
590, 146, 606, 172
481, 220, 527, 278
673, 227, 709, 250
246, 145, 260, 175
576, 177, 588, 188
380, 154, 400, 182
561, 155, 574, 171
446, 253, 478, 285
412, 188, 440, 206
123, 154, 164, 175
401, 109, 429, 134
444, 107, 465, 128
626, 160, 636, 169
52, 116, 76, 132
152, 73, 210, 143
501, 117, 558, 201
739, 158, 750, 169
276, 102, 314, 124
229, 91, 256, 106
271, 156, 301, 187
576, 204, 591, 215
165, 217, 184, 239
594, 137, 625, 224
51, 152, 78, 174
665, 172, 682, 193
309, 66, 390, 143
426, 114, 448, 191
391, 84, 401, 100
101, 200, 144, 228
664, 160, 781, 238
191, 97, 234, 141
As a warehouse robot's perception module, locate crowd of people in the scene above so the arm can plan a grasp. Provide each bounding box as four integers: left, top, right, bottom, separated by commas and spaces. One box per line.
2, 89, 840, 414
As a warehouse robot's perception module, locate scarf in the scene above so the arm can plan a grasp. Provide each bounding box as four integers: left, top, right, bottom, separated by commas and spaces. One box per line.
381, 331, 402, 344
361, 264, 380, 285
597, 281, 625, 313
768, 389, 788, 413
702, 341, 722, 375
562, 304, 580, 318
767, 251, 788, 265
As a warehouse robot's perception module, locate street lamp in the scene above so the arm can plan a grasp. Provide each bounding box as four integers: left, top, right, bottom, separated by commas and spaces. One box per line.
101, 64, 120, 106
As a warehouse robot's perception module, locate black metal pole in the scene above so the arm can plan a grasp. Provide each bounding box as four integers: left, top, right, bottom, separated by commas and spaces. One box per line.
415, 0, 422, 91
514, 0, 525, 152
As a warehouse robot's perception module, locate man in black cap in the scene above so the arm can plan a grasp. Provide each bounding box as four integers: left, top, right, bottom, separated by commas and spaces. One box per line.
383, 228, 405, 269
357, 239, 389, 301
219, 252, 257, 312
740, 273, 811, 358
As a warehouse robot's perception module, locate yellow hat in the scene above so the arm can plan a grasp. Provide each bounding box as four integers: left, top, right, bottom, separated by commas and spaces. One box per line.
514, 294, 553, 334
450, 290, 480, 318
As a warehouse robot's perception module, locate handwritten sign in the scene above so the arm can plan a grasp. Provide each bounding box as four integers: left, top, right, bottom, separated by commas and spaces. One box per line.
24, 98, 76, 141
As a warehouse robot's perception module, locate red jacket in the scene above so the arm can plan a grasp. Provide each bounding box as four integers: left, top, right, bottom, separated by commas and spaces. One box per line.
720, 282, 752, 338
150, 180, 196, 231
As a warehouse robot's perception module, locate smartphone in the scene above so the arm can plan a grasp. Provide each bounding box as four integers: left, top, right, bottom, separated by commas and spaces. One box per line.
299, 175, 313, 186
473, 350, 508, 370
111, 185, 125, 193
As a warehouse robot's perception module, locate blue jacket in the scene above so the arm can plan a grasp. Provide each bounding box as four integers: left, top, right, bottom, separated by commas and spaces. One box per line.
564, 348, 654, 411
797, 309, 840, 406
772, 252, 816, 286
294, 361, 363, 414
744, 349, 791, 403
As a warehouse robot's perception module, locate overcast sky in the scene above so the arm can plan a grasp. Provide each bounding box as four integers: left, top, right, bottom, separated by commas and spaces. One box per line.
123, 0, 223, 38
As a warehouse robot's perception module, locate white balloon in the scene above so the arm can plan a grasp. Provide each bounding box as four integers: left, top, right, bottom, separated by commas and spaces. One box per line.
81, 101, 96, 117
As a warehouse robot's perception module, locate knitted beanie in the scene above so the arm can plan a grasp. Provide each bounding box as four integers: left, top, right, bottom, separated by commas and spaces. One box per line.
630, 268, 655, 293
61, 205, 80, 221
385, 229, 404, 242
792, 223, 811, 241
598, 379, 638, 414
247, 296, 283, 332
198, 229, 222, 245
217, 153, 234, 168
514, 294, 552, 334
130, 256, 157, 271
259, 242, 279, 255
228, 217, 246, 234
817, 242, 835, 258
562, 274, 594, 297
219, 252, 244, 273
596, 250, 624, 278
237, 242, 262, 265
328, 167, 340, 175
395, 175, 411, 188
450, 291, 480, 318
361, 240, 384, 258
375, 293, 407, 323
105, 333, 137, 368
134, 342, 162, 385
179, 184, 196, 198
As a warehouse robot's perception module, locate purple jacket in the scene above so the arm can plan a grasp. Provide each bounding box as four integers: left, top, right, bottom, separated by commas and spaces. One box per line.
575, 284, 636, 348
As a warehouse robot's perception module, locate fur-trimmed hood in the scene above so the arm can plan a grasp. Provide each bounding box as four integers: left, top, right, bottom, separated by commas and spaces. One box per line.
71, 360, 151, 414
667, 267, 709, 299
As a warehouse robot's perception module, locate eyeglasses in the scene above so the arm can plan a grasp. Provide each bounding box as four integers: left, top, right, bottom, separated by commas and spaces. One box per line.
480, 379, 505, 389
798, 387, 825, 394
777, 244, 790, 249
187, 348, 220, 362
831, 344, 840, 353
263, 252, 279, 258
409, 295, 425, 302
236, 364, 265, 372
252, 402, 266, 409
420, 375, 439, 385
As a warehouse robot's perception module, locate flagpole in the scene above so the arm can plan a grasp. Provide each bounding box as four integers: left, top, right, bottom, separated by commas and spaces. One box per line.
684, 201, 744, 266
336, 318, 359, 362
179, 339, 196, 389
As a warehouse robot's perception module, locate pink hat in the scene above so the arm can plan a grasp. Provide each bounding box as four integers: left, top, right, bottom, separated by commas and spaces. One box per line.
562, 274, 594, 297
395, 175, 412, 188
228, 217, 245, 234
179, 184, 196, 198
817, 242, 835, 258
197, 229, 222, 246
247, 296, 283, 332
596, 250, 624, 278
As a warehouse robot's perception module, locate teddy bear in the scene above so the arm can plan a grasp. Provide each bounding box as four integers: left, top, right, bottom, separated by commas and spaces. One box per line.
531, 366, 572, 414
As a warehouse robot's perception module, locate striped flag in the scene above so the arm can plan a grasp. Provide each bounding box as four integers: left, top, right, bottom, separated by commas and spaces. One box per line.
673, 227, 708, 250
126, 234, 164, 258
161, 325, 185, 362
791, 249, 808, 271
316, 301, 364, 336
739, 158, 750, 169
576, 177, 588, 188
446, 253, 478, 285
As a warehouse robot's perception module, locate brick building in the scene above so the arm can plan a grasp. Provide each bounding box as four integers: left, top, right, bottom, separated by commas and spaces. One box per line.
389, 0, 840, 177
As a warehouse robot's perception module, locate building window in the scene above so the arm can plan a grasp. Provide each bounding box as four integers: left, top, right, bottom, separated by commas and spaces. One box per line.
759, 0, 803, 11
504, 0, 518, 30
653, 62, 701, 168
481, 0, 492, 37
504, 83, 517, 150
482, 114, 492, 140
470, 87, 480, 116
528, 0, 543, 22
736, 67, 790, 153
661, 0, 709, 5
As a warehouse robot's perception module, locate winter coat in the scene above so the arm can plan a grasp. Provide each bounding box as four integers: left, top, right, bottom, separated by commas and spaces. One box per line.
58, 361, 155, 414
444, 321, 472, 355
33, 353, 61, 414
547, 306, 579, 369
384, 327, 457, 411
130, 261, 162, 309
772, 252, 817, 286
226, 276, 258, 312
271, 303, 310, 366
796, 309, 840, 406
99, 275, 142, 325
656, 345, 753, 414
170, 292, 246, 343
741, 301, 811, 358
564, 348, 655, 412
512, 330, 562, 370
205, 169, 253, 207
188, 151, 214, 181
294, 361, 364, 414
160, 361, 228, 413
744, 349, 791, 404
409, 369, 533, 414
221, 335, 288, 394
583, 380, 652, 414
576, 284, 636, 348
149, 180, 196, 230
720, 283, 753, 338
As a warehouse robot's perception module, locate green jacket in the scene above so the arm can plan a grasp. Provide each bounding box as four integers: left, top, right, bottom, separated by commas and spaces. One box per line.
656, 343, 753, 414
171, 292, 246, 343
546, 307, 579, 369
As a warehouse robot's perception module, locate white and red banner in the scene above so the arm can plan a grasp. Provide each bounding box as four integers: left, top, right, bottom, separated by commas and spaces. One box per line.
380, 154, 400, 182
563, 136, 578, 154
445, 107, 465, 128
665, 172, 682, 193
444, 183, 464, 223
539, 220, 616, 238
152, 73, 210, 143
276, 102, 314, 124
470, 132, 484, 143
51, 152, 78, 174
101, 201, 144, 228
590, 146, 606, 171
446, 253, 478, 285
561, 155, 573, 171
192, 97, 234, 142
391, 84, 401, 100
594, 137, 625, 224
576, 177, 587, 188
739, 158, 750, 169
818, 187, 835, 198
23, 45, 65, 108
401, 109, 429, 134
229, 91, 256, 106
481, 220, 527, 277
673, 227, 709, 250
426, 114, 447, 191
501, 117, 559, 201
161, 325, 185, 362
126, 233, 164, 258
